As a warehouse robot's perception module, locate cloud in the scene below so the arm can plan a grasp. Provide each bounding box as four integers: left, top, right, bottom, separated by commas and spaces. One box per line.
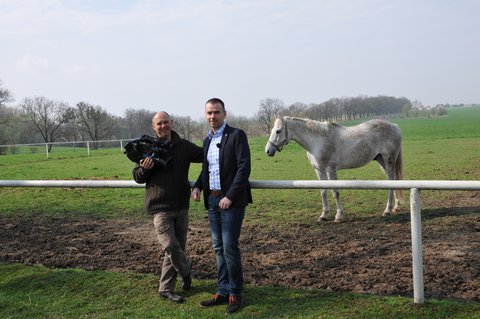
16, 55, 51, 72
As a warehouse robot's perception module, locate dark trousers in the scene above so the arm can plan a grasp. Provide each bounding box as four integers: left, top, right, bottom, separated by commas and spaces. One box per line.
207, 195, 246, 296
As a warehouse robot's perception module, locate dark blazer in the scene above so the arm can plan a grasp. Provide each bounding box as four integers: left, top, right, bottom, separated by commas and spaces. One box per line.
194, 124, 253, 209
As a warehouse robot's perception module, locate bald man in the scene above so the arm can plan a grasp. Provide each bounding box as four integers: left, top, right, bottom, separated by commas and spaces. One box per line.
132, 111, 203, 303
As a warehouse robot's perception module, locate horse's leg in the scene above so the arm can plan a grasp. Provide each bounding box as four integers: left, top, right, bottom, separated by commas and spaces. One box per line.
376, 155, 395, 216
393, 146, 404, 213
327, 169, 344, 222
314, 168, 330, 222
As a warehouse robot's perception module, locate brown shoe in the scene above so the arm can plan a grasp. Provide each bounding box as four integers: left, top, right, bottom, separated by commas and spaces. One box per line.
199, 293, 229, 307
227, 295, 243, 314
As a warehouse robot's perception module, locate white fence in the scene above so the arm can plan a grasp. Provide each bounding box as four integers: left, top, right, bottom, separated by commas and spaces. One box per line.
2, 179, 480, 304
0, 139, 130, 158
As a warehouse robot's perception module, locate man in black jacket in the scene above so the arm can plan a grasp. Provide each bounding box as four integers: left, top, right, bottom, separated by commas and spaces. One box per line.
133, 111, 203, 303
192, 98, 252, 314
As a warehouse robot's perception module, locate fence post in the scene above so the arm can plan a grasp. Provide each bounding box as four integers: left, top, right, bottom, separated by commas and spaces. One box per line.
45, 143, 49, 159
410, 188, 424, 304
87, 141, 90, 157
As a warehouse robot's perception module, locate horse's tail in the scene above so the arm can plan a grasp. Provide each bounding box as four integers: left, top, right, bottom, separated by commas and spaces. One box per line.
394, 144, 404, 204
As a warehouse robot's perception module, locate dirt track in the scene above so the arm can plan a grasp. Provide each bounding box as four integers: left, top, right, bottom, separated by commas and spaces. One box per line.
1, 196, 479, 301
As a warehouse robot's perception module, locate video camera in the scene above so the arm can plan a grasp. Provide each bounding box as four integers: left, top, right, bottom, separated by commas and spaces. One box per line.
123, 134, 172, 168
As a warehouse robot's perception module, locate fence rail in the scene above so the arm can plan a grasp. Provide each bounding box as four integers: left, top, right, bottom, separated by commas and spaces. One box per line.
2, 179, 480, 190
0, 139, 131, 158
2, 179, 480, 304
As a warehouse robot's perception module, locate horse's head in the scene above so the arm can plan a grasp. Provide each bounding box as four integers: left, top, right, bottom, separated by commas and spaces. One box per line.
265, 117, 289, 156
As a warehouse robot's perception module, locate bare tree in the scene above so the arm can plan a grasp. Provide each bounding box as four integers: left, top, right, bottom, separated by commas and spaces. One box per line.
323, 98, 342, 121
124, 108, 156, 138
0, 108, 31, 150
0, 80, 15, 127
0, 104, 15, 151
0, 80, 14, 109
281, 102, 308, 117
0, 105, 13, 127
76, 102, 115, 148
256, 98, 285, 134
20, 96, 75, 151
226, 113, 262, 137
173, 115, 198, 141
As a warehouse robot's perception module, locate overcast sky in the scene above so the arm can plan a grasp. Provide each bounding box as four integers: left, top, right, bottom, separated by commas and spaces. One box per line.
1, 0, 479, 119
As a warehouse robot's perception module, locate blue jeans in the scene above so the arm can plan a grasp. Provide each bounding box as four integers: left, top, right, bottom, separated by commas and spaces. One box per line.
207, 195, 246, 296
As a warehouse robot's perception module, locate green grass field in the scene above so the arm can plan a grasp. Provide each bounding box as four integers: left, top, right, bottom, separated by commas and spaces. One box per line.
1, 107, 480, 318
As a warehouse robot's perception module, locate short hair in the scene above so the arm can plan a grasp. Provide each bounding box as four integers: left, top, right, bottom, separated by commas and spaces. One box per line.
205, 98, 225, 111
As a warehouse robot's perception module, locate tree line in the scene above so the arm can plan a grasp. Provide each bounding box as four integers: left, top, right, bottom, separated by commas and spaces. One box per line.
0, 79, 461, 153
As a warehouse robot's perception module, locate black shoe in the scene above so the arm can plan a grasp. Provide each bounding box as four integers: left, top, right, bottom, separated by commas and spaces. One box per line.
181, 262, 192, 291
199, 293, 229, 307
159, 291, 185, 304
227, 295, 243, 314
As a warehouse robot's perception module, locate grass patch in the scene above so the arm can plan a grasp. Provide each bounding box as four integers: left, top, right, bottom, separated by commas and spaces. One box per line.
1, 262, 479, 319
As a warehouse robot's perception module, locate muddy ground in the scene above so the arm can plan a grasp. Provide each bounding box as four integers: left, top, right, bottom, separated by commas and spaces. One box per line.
1, 193, 479, 301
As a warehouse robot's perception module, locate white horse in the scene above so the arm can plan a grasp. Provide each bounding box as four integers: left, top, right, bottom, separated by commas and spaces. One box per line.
265, 116, 404, 222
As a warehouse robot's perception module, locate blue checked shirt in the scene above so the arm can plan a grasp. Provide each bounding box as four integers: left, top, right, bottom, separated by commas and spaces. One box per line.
207, 123, 226, 191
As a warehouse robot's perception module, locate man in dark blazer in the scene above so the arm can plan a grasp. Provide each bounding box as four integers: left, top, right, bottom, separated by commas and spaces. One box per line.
192, 98, 252, 314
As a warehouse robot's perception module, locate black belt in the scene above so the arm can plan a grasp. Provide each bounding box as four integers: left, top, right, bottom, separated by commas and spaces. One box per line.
210, 190, 223, 197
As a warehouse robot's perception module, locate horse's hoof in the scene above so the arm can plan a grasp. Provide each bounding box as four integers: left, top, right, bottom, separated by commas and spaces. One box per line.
317, 217, 327, 223
334, 217, 343, 223
382, 211, 391, 217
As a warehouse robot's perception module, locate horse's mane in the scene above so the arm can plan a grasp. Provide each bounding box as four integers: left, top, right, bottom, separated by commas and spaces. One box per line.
284, 116, 343, 134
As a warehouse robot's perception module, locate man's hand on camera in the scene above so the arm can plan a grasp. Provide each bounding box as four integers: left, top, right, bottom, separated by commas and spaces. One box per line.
140, 157, 155, 170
